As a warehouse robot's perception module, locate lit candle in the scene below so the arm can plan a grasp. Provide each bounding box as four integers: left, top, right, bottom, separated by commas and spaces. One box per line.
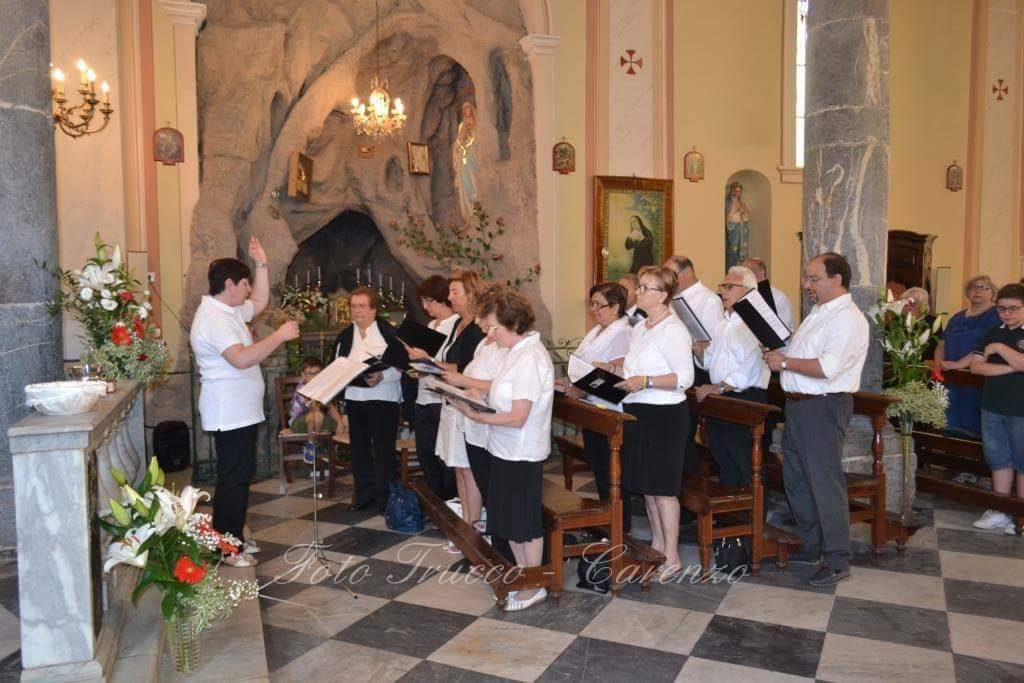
401, 281, 405, 297
86, 69, 96, 86
76, 59, 88, 85
52, 68, 65, 97
356, 267, 360, 284
317, 266, 321, 281
389, 275, 393, 291
378, 273, 382, 287
367, 265, 372, 284
100, 81, 109, 104
294, 273, 298, 287
393, 98, 404, 114
306, 270, 310, 285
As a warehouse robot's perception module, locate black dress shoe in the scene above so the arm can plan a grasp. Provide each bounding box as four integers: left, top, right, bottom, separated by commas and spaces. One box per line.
787, 549, 822, 566
808, 566, 850, 587
350, 499, 375, 511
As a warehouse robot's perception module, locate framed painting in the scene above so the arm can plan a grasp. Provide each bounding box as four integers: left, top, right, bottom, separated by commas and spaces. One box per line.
593, 176, 673, 284
288, 150, 313, 202
407, 142, 430, 175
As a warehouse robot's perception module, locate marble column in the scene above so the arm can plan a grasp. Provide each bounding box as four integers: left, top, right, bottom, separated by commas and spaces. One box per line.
800, 1, 908, 511
0, 0, 63, 553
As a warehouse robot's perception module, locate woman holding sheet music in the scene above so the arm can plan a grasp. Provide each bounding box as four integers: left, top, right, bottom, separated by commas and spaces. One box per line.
454, 288, 555, 611
556, 282, 634, 531
692, 266, 771, 488
605, 265, 694, 578
409, 276, 459, 501
332, 287, 405, 513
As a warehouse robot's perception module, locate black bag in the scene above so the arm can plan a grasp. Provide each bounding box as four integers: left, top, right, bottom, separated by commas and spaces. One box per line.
153, 421, 191, 472
573, 533, 612, 594
713, 536, 750, 576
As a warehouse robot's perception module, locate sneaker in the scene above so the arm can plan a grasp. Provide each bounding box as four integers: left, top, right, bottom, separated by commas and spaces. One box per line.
243, 539, 261, 554
787, 549, 822, 566
807, 566, 850, 586
302, 441, 316, 465
973, 509, 1013, 530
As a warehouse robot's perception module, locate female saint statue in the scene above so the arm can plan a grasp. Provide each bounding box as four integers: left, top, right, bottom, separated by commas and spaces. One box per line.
453, 101, 480, 220
624, 215, 655, 273
725, 182, 751, 269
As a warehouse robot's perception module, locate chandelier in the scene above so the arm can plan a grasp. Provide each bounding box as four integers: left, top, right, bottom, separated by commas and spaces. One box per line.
350, 1, 406, 139
50, 59, 114, 139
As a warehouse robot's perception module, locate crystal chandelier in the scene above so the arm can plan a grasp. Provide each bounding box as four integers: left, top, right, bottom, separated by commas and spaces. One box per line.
350, 0, 406, 139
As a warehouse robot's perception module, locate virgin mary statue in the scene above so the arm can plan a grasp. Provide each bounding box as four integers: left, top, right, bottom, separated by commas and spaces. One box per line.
453, 101, 480, 220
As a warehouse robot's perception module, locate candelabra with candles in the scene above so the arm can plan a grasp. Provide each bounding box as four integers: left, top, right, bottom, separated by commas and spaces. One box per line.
355, 267, 406, 313
50, 59, 114, 139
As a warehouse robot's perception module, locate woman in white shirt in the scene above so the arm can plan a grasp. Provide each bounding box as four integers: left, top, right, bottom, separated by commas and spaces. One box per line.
409, 276, 459, 501
556, 282, 633, 530
607, 265, 694, 577
456, 288, 554, 611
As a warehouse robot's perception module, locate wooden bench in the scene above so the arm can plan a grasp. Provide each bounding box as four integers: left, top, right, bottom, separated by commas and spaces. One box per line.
681, 391, 802, 575
764, 380, 911, 553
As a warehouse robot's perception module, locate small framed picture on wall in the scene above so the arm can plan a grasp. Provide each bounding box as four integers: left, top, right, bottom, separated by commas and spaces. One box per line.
407, 142, 430, 175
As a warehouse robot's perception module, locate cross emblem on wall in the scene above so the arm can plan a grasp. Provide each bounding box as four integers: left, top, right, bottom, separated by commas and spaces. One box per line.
619, 49, 643, 75
992, 78, 1009, 101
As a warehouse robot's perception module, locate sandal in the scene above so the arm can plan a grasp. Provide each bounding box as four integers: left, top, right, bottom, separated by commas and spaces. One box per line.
445, 541, 463, 555
223, 552, 257, 568
507, 588, 547, 611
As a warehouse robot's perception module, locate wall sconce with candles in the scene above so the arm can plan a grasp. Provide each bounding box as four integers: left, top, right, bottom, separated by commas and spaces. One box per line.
50, 59, 114, 139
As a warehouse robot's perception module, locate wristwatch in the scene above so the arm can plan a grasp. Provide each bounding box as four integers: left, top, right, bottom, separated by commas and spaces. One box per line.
254, 261, 268, 269
780, 359, 789, 370
645, 376, 654, 389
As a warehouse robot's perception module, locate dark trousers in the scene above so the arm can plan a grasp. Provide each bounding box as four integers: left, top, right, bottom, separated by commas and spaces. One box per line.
415, 403, 454, 500
581, 429, 632, 532
706, 388, 769, 488
685, 365, 711, 476
212, 423, 259, 543
782, 394, 854, 571
466, 442, 514, 563
346, 400, 400, 511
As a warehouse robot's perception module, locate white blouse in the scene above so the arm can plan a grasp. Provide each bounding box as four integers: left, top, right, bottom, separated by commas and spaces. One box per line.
486, 332, 555, 462
341, 321, 402, 403
622, 313, 695, 405
461, 339, 509, 448
415, 314, 459, 406
568, 316, 632, 410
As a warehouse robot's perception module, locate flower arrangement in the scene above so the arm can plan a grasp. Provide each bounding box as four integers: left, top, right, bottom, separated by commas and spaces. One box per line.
277, 282, 329, 331
100, 459, 258, 627
390, 202, 541, 287
45, 233, 169, 384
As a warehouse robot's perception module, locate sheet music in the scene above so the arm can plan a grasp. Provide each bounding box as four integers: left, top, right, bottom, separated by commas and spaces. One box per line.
669, 296, 712, 342
567, 354, 596, 383
732, 289, 791, 350
296, 355, 371, 403
424, 377, 496, 413
410, 359, 446, 376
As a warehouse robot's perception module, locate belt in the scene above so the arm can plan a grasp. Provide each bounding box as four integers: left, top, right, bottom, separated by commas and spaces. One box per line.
784, 392, 848, 402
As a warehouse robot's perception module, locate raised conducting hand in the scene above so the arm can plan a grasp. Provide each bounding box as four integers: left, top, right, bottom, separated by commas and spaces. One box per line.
277, 320, 300, 342
248, 236, 267, 263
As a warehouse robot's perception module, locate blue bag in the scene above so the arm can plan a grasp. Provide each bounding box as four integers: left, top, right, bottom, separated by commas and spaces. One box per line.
385, 481, 425, 534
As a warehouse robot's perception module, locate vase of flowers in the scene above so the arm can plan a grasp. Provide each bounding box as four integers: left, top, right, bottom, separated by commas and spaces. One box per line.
868, 290, 950, 524
100, 459, 258, 673
44, 233, 169, 385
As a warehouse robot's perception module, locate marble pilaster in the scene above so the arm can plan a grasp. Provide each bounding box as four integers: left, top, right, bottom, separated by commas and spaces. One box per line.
0, 0, 63, 554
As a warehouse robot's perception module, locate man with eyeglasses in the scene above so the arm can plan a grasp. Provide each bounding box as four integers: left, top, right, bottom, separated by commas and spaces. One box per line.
762, 252, 869, 586
969, 283, 1024, 534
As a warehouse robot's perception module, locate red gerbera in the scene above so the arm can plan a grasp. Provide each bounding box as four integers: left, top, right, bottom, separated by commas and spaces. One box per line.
118, 290, 134, 302
132, 316, 146, 337
173, 556, 206, 585
111, 323, 132, 346
218, 538, 239, 555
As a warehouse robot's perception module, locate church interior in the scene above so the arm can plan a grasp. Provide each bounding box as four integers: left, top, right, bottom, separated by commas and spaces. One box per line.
2, 0, 1024, 680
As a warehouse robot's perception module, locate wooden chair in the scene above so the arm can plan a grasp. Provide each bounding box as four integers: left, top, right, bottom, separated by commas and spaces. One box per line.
554, 432, 590, 490
681, 391, 802, 575
274, 375, 341, 496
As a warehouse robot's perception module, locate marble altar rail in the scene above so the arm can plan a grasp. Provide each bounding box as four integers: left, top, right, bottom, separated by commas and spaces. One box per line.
8, 382, 146, 681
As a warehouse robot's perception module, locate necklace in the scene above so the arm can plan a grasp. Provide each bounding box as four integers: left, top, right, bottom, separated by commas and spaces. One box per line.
646, 309, 670, 329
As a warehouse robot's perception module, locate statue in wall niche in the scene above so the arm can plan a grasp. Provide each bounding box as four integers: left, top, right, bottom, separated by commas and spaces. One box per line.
453, 101, 480, 220
725, 182, 751, 269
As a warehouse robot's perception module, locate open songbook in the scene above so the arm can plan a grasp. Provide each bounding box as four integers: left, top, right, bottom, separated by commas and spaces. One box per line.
669, 296, 712, 343
567, 355, 628, 404
732, 289, 791, 350
296, 354, 380, 403
424, 377, 496, 413
409, 359, 446, 376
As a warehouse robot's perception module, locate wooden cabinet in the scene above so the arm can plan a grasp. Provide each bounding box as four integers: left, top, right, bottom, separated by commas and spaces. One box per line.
886, 230, 936, 298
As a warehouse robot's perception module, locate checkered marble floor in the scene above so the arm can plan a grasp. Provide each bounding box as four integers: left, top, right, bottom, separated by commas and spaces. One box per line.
248, 462, 1024, 682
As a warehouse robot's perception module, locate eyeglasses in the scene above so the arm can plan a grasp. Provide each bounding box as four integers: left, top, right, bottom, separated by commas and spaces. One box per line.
588, 300, 611, 310
968, 284, 992, 291
637, 284, 665, 294
718, 283, 744, 291
485, 324, 498, 334
802, 275, 825, 284
997, 305, 1023, 314
420, 297, 435, 306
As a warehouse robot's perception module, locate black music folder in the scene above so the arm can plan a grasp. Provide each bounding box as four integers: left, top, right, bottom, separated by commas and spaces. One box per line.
669, 296, 712, 342
732, 289, 791, 350
568, 355, 628, 404
394, 318, 448, 357
757, 279, 778, 314
425, 379, 496, 413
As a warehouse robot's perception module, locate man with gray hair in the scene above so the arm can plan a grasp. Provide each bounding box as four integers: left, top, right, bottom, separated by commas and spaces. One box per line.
692, 265, 771, 494
742, 257, 796, 332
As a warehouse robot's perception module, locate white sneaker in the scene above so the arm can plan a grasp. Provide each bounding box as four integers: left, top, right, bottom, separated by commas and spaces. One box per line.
243, 539, 261, 554
973, 509, 1012, 530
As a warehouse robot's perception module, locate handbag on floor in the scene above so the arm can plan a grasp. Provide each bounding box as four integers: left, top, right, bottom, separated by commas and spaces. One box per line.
385, 481, 425, 534
713, 536, 750, 575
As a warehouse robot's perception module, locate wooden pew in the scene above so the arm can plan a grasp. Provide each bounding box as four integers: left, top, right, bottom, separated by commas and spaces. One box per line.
681, 391, 802, 575
764, 380, 911, 553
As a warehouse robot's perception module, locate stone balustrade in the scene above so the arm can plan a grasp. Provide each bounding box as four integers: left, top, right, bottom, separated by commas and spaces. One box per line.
8, 381, 146, 681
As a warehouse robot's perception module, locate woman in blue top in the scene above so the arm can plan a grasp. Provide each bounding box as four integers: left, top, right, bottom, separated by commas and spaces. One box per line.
935, 275, 1000, 436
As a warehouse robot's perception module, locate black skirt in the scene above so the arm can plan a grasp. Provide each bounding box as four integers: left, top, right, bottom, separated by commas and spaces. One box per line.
622, 402, 690, 496
487, 457, 544, 543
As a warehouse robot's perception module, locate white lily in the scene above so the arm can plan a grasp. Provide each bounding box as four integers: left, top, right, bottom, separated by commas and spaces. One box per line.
103, 523, 156, 573
151, 485, 210, 533
888, 299, 908, 316
111, 245, 122, 269
919, 329, 931, 344
77, 262, 117, 290
80, 287, 94, 301
137, 307, 149, 320
932, 316, 942, 333
886, 288, 895, 303
100, 288, 112, 299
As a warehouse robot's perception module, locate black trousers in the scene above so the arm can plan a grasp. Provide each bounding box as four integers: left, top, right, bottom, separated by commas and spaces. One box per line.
782, 394, 854, 571
581, 429, 632, 532
212, 423, 259, 543
466, 441, 514, 563
346, 400, 400, 511
415, 403, 454, 500
706, 388, 769, 488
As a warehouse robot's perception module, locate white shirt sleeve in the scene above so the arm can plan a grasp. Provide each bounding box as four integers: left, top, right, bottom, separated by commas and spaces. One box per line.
817, 311, 867, 379
721, 327, 762, 389
239, 300, 255, 324
203, 314, 248, 356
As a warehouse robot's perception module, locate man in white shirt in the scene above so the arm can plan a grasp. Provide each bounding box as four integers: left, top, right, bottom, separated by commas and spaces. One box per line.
618, 273, 645, 323
764, 252, 869, 587
693, 266, 771, 489
742, 257, 796, 332
190, 238, 299, 567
